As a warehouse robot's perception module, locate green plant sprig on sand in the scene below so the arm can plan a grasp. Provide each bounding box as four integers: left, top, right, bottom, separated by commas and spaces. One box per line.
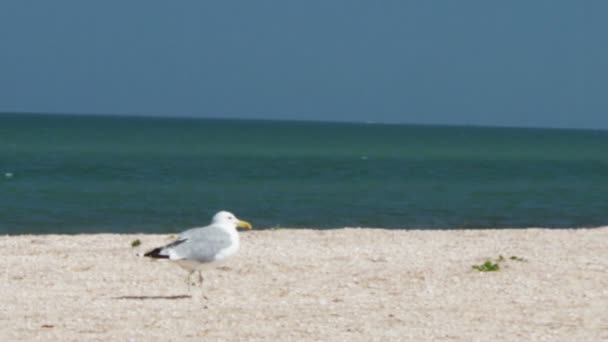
471, 255, 527, 272
472, 260, 500, 272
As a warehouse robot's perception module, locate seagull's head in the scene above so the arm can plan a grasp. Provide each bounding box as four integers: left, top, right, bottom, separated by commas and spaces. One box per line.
212, 211, 252, 230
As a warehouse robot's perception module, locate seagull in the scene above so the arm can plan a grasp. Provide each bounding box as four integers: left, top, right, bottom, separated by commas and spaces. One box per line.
144, 211, 252, 287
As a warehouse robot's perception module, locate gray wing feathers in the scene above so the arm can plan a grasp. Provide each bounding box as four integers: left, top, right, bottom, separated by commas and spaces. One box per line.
165, 226, 232, 263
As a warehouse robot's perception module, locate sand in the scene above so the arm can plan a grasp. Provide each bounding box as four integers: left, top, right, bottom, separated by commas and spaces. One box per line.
1, 227, 607, 341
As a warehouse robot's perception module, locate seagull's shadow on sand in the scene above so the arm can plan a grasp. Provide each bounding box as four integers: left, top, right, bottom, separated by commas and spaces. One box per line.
112, 295, 192, 300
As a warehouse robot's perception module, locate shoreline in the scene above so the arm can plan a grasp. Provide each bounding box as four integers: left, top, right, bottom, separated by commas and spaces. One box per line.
3, 224, 607, 236
1, 227, 607, 340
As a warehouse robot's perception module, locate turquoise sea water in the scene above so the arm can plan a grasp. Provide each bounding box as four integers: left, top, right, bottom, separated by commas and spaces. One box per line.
1, 113, 607, 234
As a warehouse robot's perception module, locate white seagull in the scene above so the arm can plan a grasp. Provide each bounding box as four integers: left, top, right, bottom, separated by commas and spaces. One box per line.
144, 211, 252, 287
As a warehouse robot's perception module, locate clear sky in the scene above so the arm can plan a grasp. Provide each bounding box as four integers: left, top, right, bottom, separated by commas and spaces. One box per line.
1, 1, 606, 129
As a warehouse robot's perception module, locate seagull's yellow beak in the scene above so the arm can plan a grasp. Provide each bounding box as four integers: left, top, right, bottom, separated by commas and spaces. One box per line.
237, 219, 252, 229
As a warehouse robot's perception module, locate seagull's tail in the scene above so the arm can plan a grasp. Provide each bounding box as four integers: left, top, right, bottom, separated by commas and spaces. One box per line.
143, 247, 169, 259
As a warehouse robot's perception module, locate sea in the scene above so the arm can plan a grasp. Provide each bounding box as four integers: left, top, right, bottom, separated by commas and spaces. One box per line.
1, 113, 607, 234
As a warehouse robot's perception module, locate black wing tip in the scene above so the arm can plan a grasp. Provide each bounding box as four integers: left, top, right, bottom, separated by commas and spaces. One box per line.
143, 247, 169, 259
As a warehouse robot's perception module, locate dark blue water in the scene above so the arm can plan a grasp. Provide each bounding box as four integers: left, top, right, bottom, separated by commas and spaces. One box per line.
1, 113, 607, 233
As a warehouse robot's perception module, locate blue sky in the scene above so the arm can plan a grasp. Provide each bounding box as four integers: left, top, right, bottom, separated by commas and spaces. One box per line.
1, 1, 606, 129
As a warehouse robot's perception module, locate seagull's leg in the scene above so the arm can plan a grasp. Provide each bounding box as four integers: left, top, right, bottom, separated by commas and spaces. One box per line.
185, 271, 194, 292
197, 271, 209, 301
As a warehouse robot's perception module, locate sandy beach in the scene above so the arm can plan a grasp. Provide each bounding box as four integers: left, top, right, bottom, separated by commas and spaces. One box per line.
1, 227, 607, 341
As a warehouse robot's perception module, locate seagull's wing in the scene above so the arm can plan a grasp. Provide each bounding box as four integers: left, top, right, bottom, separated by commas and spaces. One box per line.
164, 225, 233, 263
143, 237, 187, 259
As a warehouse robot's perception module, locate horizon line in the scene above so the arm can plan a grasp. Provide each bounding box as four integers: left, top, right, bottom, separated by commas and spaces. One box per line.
1, 110, 606, 133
